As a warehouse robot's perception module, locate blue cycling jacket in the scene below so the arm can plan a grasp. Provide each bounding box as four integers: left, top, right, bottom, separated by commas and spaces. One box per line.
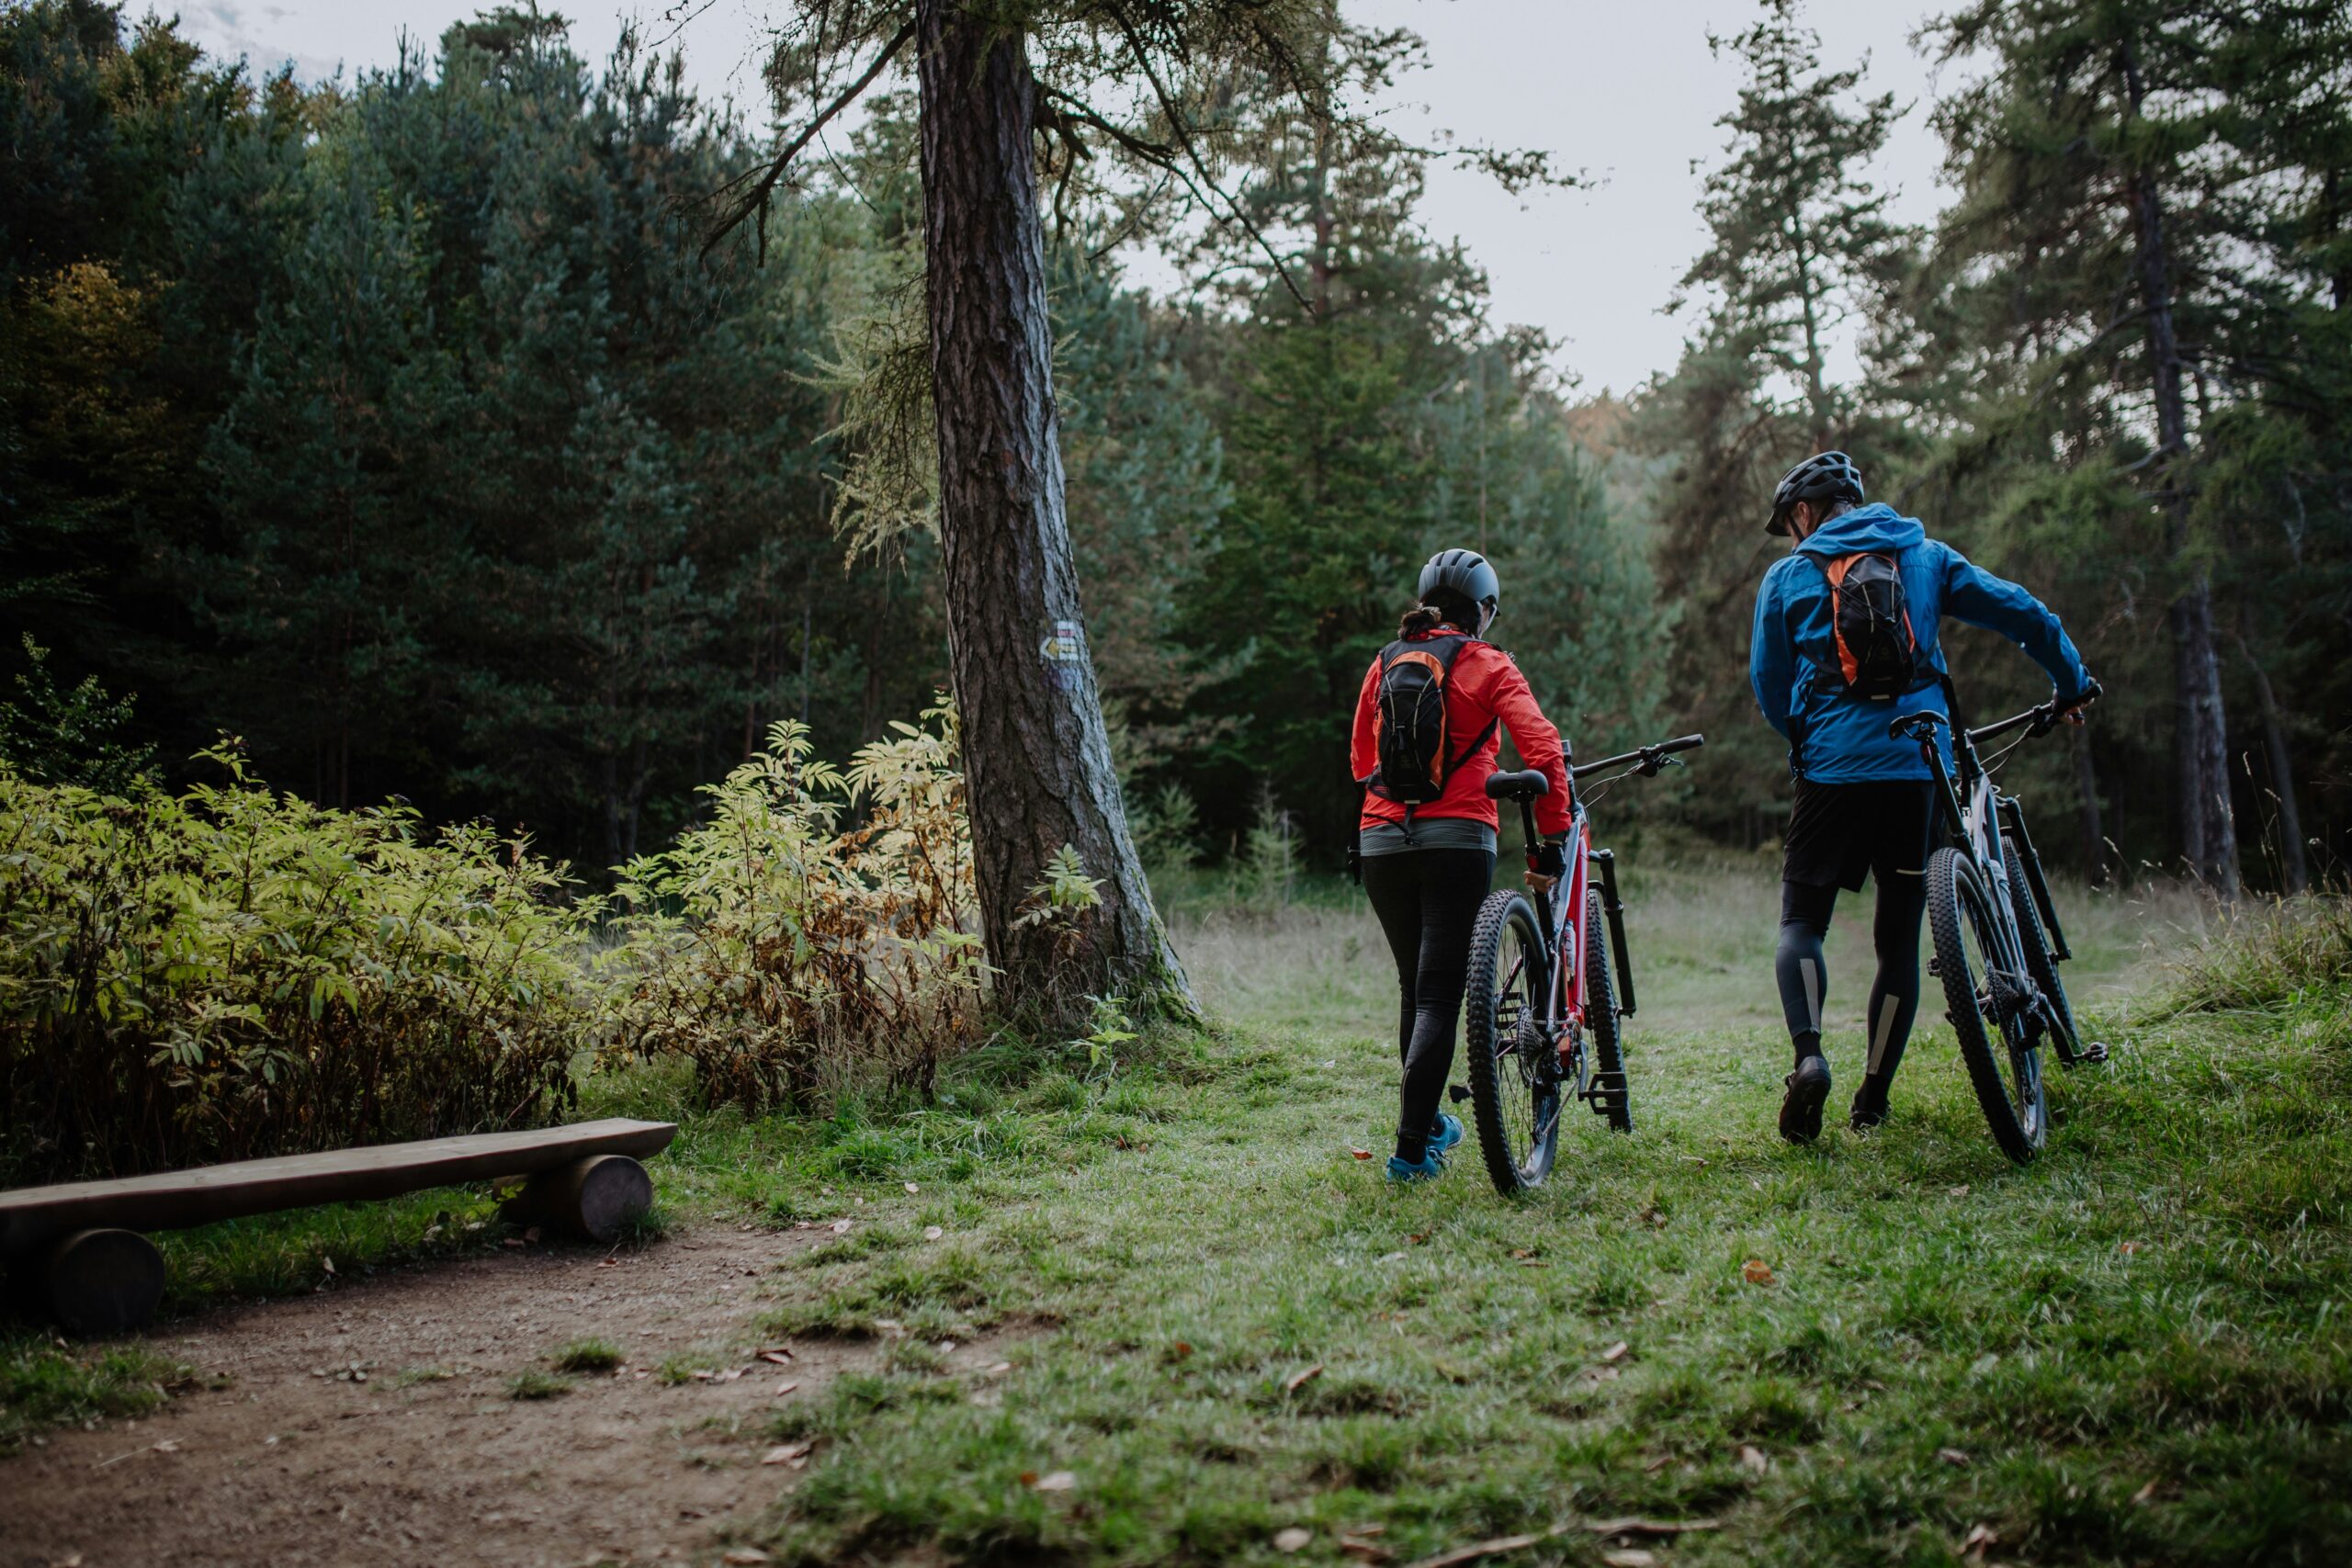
1749, 503, 2090, 783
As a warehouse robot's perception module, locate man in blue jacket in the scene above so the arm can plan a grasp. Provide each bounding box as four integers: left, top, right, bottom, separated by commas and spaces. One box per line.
1750, 452, 2095, 1142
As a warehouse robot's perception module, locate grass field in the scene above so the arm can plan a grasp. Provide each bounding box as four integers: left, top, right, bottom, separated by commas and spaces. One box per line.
6, 857, 2349, 1566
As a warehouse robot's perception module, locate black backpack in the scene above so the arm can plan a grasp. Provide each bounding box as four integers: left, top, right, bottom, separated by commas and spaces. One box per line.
1819, 551, 1918, 701
1366, 635, 1498, 810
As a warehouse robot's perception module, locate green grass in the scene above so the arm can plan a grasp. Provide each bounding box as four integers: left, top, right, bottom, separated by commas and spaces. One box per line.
507, 1369, 573, 1401
6, 857, 2347, 1566
553, 1337, 623, 1373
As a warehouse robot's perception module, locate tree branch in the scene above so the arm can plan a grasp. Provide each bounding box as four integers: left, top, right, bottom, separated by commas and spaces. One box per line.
704, 18, 916, 265
1099, 0, 1313, 313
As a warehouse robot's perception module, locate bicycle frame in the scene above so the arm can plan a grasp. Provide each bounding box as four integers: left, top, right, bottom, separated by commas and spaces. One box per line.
1916, 717, 2034, 988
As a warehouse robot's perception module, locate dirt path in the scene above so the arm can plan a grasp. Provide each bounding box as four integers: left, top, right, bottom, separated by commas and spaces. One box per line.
2, 1224, 967, 1568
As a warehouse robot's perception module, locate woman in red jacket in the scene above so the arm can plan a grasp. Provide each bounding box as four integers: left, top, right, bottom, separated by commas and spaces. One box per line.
1351, 549, 1574, 1181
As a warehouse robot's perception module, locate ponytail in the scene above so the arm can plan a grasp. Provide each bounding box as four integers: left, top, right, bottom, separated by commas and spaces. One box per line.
1399, 588, 1477, 638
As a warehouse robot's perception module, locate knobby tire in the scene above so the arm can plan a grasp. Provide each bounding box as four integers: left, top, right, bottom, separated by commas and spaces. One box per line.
1927, 846, 2045, 1164
1583, 890, 1632, 1133
1464, 889, 1557, 1195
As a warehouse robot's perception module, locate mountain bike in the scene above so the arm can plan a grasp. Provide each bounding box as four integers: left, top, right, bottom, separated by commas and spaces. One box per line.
1889, 682, 2106, 1165
1459, 735, 1704, 1195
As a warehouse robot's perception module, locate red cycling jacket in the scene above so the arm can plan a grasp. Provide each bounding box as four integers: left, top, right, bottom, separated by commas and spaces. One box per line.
1351, 628, 1574, 839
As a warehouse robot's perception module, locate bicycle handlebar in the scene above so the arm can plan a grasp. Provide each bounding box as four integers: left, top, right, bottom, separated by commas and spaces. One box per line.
1570, 733, 1705, 783
1968, 676, 2103, 746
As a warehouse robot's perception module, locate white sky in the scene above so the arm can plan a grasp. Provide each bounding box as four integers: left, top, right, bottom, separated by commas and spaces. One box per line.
175, 0, 1962, 394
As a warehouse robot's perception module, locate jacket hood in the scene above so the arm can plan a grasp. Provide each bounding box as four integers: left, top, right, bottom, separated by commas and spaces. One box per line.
1793, 502, 1925, 558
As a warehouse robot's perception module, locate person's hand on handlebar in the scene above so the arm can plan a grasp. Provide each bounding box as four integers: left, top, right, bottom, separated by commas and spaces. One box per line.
1533, 840, 1567, 879
2055, 676, 2102, 727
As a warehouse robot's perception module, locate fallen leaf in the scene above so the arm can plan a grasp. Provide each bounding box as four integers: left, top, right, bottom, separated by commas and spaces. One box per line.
691, 1370, 715, 1382
1642, 1455, 1674, 1474
2120, 1240, 2141, 1255
773, 1381, 800, 1397
1600, 1340, 1631, 1363
1948, 1184, 1971, 1198
923, 1225, 945, 1241
1033, 1470, 1078, 1492
1407, 1232, 1430, 1245
721, 1551, 773, 1565
1169, 1341, 1193, 1360
874, 1318, 907, 1337
1738, 1445, 1769, 1475
904, 1181, 920, 1194
1679, 1156, 1708, 1168
1510, 1248, 1533, 1259
1938, 1448, 1971, 1467
830, 1219, 854, 1235
1969, 1352, 2000, 1377
1959, 1522, 1998, 1559
759, 1349, 795, 1365
1602, 1552, 1657, 1568
1340, 1540, 1396, 1563
1272, 1528, 1314, 1553
715, 1367, 744, 1382
1742, 1258, 1775, 1286
1019, 1471, 1040, 1485
321, 1257, 335, 1275
984, 1361, 1013, 1378
1284, 1363, 1324, 1393
2131, 1477, 2162, 1505
1350, 1147, 1374, 1161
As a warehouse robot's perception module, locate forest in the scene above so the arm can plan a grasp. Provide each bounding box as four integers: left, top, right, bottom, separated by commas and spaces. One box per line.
7, 0, 2338, 894
5, 4, 2351, 1564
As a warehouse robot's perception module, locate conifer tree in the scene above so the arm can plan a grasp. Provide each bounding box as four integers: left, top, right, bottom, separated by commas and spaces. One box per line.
1638, 0, 1908, 840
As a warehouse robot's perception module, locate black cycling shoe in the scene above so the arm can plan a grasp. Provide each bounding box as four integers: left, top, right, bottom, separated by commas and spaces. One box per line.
1780, 1055, 1833, 1144
1849, 1083, 1889, 1132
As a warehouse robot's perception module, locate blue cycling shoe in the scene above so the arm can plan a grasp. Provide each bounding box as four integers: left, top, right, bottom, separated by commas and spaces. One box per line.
1429, 1113, 1464, 1156
1385, 1148, 1447, 1183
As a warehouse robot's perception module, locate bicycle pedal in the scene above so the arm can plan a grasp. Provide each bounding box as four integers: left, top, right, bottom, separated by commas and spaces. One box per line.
1448, 1084, 1471, 1104
2080, 1041, 2109, 1065
1580, 1071, 1628, 1114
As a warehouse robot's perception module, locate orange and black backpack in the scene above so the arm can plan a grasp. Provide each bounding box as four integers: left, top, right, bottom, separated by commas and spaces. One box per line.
1364, 635, 1498, 815
1818, 551, 1918, 701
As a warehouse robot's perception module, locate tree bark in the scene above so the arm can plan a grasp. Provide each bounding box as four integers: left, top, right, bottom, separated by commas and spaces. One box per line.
2070, 725, 2108, 886
914, 0, 1193, 1022
2238, 631, 2310, 894
2120, 35, 2239, 897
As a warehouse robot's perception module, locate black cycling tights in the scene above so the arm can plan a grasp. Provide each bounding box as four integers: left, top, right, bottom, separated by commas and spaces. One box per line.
1361, 848, 1495, 1163
1774, 875, 1927, 1092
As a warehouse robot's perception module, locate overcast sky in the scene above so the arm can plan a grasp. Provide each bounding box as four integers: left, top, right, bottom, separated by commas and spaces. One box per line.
175, 0, 1962, 394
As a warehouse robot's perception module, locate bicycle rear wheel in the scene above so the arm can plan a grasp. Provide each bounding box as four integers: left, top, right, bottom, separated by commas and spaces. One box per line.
1927, 846, 2047, 1163
2004, 841, 2083, 1064
1464, 889, 1561, 1194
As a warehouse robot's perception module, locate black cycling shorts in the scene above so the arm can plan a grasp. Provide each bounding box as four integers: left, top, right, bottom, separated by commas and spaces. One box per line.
1782, 779, 1935, 892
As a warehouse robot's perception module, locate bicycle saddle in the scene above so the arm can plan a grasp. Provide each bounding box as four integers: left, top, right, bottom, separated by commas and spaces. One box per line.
1887, 710, 1949, 741
1485, 769, 1550, 800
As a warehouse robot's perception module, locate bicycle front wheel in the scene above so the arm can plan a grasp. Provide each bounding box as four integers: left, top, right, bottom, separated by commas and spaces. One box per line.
1582, 890, 1632, 1133
1927, 846, 2047, 1163
1464, 889, 1561, 1194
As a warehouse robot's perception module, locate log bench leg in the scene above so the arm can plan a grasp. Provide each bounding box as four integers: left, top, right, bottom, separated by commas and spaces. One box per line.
503, 1155, 653, 1243
34, 1228, 166, 1337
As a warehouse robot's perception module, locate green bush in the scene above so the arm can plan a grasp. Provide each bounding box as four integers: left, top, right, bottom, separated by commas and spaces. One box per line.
599, 708, 985, 1111
0, 746, 594, 1182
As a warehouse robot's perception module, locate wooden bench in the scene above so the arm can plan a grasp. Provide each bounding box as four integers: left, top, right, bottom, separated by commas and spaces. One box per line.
0, 1119, 676, 1337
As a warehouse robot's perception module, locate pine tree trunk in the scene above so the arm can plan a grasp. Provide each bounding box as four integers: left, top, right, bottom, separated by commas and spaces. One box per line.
2121, 36, 2239, 898
2238, 633, 2310, 894
2071, 726, 2108, 886
913, 0, 1193, 1023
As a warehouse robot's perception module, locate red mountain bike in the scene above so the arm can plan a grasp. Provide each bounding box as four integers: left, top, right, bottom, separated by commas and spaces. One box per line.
1460, 735, 1704, 1195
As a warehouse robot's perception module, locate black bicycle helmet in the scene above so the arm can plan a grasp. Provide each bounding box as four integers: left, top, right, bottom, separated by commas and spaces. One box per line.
1417, 548, 1500, 623
1767, 451, 1865, 536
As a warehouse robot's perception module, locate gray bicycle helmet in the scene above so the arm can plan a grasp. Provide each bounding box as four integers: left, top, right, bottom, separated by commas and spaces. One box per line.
1767, 451, 1865, 536
1417, 548, 1500, 623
